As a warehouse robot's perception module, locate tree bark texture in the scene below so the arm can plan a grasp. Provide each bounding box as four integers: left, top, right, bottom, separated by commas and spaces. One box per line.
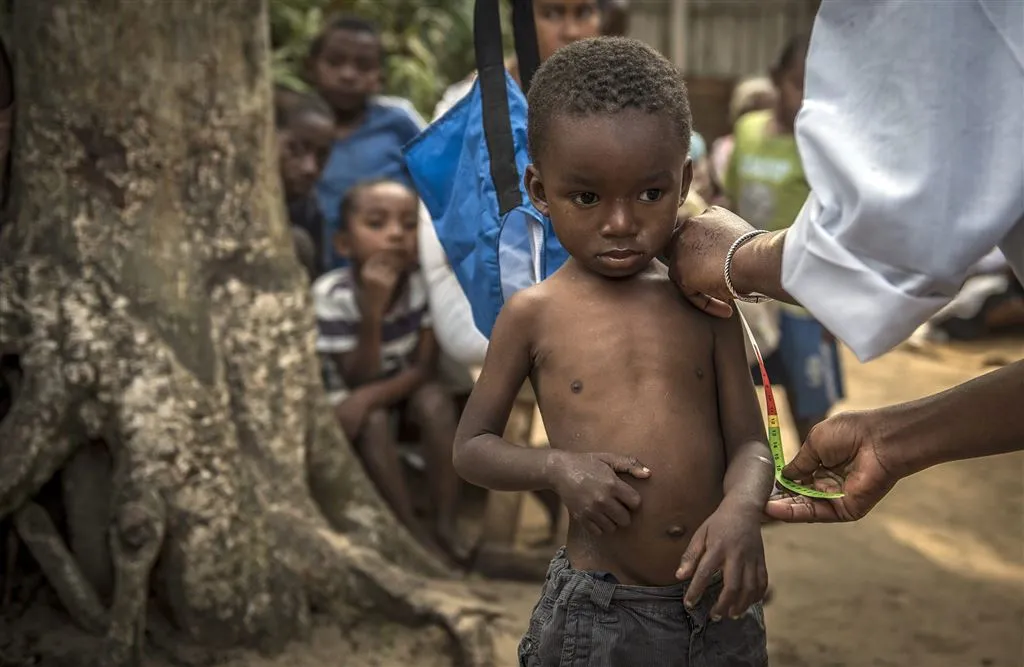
0, 1, 495, 665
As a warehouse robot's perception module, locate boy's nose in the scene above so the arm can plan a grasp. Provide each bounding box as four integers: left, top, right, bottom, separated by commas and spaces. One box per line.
600, 205, 637, 238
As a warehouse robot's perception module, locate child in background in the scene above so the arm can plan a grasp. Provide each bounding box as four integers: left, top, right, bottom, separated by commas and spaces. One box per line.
313, 178, 461, 559
306, 16, 425, 271
710, 76, 775, 199
722, 34, 844, 443
454, 38, 771, 665
274, 87, 334, 280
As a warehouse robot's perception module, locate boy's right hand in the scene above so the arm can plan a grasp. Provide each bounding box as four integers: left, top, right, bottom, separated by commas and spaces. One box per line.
360, 252, 405, 318
548, 451, 650, 535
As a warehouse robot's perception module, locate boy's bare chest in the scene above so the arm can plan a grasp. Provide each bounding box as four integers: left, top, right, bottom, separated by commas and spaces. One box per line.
531, 286, 715, 397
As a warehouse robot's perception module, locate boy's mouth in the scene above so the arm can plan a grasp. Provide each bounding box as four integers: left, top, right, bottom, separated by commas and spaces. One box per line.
599, 248, 642, 260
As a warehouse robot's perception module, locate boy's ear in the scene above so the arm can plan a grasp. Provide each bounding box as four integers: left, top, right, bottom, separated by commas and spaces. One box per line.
524, 165, 549, 216
332, 231, 351, 259
678, 156, 693, 206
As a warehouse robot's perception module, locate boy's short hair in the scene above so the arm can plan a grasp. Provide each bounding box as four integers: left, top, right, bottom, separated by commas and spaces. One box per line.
527, 37, 692, 162
308, 15, 382, 62
274, 86, 332, 129
337, 177, 413, 233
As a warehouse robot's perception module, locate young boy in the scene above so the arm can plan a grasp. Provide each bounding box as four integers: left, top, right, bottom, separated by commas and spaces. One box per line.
453, 38, 772, 665
274, 87, 335, 280
313, 178, 461, 559
305, 16, 424, 271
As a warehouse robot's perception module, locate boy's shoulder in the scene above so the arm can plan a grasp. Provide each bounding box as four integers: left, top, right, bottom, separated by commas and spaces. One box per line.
496, 279, 559, 330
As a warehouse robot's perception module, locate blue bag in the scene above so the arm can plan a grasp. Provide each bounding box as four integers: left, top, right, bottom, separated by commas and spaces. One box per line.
403, 0, 568, 339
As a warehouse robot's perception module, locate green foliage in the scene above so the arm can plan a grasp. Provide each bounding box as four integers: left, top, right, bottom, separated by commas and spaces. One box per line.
270, 0, 512, 117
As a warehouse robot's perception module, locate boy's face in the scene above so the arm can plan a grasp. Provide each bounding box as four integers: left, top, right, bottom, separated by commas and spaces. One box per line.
278, 112, 334, 201
526, 110, 692, 279
534, 1, 603, 62
335, 182, 419, 269
309, 29, 382, 114
773, 57, 805, 131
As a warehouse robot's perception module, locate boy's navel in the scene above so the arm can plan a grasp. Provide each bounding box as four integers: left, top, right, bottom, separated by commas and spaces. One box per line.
695, 367, 704, 379
570, 379, 583, 394
666, 525, 688, 539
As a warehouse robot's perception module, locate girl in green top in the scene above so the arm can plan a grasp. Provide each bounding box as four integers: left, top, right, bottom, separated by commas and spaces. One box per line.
724, 34, 845, 444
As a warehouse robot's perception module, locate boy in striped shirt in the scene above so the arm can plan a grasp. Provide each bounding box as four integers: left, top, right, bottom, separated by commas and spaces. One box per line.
313, 178, 460, 559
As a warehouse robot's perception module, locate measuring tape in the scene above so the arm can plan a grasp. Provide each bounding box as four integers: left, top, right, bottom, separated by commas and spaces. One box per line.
737, 309, 845, 500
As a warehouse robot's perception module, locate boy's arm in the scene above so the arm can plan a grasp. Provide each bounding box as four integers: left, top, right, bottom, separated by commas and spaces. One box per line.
453, 292, 554, 491
343, 326, 438, 411
677, 310, 774, 617
712, 311, 775, 512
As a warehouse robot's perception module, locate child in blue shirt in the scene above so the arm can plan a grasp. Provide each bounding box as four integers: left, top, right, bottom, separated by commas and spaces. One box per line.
306, 16, 425, 270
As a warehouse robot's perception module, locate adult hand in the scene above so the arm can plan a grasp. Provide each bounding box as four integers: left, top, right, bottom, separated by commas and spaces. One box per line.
667, 206, 758, 319
765, 412, 901, 523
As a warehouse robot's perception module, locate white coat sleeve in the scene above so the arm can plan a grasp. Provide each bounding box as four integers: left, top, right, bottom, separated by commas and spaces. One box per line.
781, 0, 1024, 361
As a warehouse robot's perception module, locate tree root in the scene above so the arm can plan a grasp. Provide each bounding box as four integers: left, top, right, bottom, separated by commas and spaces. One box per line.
13, 502, 107, 634
273, 514, 501, 667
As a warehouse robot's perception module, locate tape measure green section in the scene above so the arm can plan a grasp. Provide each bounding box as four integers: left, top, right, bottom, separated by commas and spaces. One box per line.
737, 308, 845, 500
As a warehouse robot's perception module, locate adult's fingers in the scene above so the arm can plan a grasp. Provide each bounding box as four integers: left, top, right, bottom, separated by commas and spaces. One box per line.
779, 440, 826, 482
764, 495, 842, 523
682, 289, 733, 318
599, 453, 651, 479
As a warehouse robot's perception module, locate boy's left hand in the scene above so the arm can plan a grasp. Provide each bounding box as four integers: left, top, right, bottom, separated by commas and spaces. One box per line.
676, 503, 768, 621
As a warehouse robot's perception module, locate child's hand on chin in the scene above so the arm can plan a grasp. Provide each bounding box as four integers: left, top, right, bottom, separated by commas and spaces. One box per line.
676, 501, 768, 621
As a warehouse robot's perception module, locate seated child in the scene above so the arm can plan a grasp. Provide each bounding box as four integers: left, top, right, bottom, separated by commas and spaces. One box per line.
274, 86, 334, 280
453, 38, 772, 665
313, 178, 461, 558
305, 16, 425, 271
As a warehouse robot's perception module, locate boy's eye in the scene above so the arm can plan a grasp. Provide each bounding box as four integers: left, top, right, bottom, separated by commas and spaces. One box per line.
570, 192, 599, 207
639, 189, 663, 203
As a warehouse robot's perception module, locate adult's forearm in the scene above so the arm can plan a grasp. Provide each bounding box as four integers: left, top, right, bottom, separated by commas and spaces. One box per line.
877, 360, 1024, 477
730, 230, 796, 306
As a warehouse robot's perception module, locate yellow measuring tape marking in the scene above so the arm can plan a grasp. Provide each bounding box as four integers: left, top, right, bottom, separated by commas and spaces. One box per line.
737, 309, 845, 500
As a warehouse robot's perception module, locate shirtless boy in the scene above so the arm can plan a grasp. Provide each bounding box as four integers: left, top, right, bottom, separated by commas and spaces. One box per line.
453, 38, 773, 666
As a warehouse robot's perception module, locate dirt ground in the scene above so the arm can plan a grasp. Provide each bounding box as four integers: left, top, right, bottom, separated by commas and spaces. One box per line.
3, 336, 1021, 667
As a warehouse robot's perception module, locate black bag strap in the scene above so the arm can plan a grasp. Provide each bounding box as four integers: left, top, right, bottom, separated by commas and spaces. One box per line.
474, 0, 539, 216
511, 0, 540, 95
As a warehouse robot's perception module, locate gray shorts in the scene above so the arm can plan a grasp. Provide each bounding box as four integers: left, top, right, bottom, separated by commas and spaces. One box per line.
518, 547, 768, 667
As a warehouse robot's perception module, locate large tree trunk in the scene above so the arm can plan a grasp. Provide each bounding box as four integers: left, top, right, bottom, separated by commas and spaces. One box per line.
0, 2, 495, 665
